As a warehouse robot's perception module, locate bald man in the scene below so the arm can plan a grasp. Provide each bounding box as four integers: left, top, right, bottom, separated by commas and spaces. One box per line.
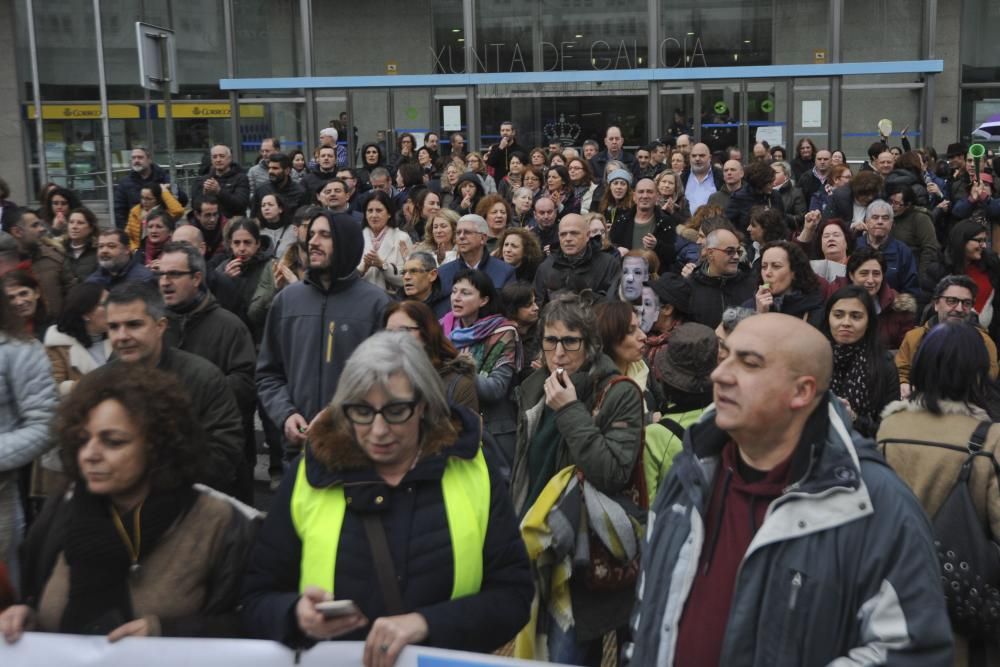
628, 314, 951, 666
533, 213, 621, 304
683, 142, 725, 213
707, 159, 744, 211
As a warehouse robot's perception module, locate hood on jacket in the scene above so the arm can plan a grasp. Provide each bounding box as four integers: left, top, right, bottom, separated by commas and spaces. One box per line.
881, 397, 990, 421
887, 288, 916, 314
303, 402, 481, 487
439, 353, 476, 378
305, 211, 364, 288
454, 172, 486, 199
226, 233, 275, 267
686, 392, 863, 496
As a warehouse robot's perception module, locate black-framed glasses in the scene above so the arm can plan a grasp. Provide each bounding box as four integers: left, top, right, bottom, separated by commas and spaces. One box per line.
155, 270, 195, 280
940, 296, 974, 309
541, 335, 584, 351
342, 400, 419, 425
971, 237, 989, 245
707, 246, 740, 257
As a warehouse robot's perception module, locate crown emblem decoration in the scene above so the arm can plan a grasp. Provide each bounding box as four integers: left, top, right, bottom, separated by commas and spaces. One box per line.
543, 114, 582, 147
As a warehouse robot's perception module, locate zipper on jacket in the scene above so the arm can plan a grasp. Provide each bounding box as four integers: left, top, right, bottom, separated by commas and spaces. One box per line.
326, 320, 335, 363
702, 466, 733, 575
788, 570, 802, 611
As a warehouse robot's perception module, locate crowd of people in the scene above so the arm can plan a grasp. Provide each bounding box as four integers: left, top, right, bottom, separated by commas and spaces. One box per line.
0, 120, 998, 666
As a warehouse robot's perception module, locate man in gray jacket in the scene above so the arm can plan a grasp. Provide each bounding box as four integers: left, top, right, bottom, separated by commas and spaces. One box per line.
627, 313, 951, 666
256, 211, 391, 460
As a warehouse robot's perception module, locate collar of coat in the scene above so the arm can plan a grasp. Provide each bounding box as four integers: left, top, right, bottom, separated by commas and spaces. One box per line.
684, 393, 864, 498
303, 402, 482, 488
881, 398, 989, 421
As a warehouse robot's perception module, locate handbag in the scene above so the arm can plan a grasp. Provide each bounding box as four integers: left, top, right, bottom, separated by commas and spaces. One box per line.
578, 376, 647, 592
932, 420, 1000, 639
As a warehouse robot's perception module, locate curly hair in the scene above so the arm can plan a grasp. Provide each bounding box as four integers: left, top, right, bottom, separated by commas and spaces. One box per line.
493, 226, 543, 280
57, 364, 206, 490
760, 240, 820, 294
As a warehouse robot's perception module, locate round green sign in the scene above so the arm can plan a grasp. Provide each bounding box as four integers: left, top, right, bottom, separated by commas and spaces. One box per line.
760, 99, 774, 113
405, 107, 419, 120
713, 101, 728, 115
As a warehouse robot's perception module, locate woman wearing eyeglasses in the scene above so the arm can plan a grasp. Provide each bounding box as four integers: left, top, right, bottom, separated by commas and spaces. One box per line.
241, 332, 532, 665
440, 269, 522, 479
510, 292, 644, 664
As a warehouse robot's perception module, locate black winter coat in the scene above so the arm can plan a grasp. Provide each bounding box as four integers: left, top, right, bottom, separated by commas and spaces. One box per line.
609, 207, 680, 273
240, 405, 533, 652
724, 184, 785, 230
686, 264, 757, 329
533, 244, 622, 305
193, 164, 251, 219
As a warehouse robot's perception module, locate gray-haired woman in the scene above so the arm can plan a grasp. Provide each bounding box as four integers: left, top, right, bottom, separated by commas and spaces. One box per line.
241, 332, 531, 666
510, 293, 645, 664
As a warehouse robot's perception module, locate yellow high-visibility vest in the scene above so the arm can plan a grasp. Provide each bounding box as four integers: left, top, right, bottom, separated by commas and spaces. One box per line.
290, 448, 490, 599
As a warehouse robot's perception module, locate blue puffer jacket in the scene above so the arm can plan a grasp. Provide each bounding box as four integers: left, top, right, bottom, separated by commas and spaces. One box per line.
626, 396, 953, 666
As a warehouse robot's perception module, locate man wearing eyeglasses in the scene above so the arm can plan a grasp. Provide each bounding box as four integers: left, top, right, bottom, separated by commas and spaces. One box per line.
686, 227, 756, 329
436, 214, 515, 297
885, 185, 939, 281
159, 241, 258, 500
896, 274, 999, 399
402, 251, 449, 318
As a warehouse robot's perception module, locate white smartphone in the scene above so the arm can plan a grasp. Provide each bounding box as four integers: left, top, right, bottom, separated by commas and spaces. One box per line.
315, 599, 361, 618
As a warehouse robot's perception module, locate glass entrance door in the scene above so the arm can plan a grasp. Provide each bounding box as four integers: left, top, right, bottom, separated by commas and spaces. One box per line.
698, 82, 742, 157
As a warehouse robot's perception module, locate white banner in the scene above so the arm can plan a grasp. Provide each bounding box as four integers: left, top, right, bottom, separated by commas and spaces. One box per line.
1, 632, 561, 667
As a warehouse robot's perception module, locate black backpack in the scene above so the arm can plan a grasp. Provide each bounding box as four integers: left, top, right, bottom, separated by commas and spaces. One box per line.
931, 421, 1000, 640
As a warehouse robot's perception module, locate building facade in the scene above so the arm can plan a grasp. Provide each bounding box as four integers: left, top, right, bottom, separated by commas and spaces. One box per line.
0, 0, 988, 206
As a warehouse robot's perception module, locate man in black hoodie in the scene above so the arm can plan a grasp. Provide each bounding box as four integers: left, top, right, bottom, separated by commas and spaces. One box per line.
257, 212, 393, 461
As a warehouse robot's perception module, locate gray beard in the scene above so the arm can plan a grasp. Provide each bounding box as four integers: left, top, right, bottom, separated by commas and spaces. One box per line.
99, 256, 129, 272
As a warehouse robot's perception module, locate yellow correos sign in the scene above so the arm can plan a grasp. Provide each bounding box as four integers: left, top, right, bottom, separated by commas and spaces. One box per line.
26, 104, 140, 120
155, 103, 265, 119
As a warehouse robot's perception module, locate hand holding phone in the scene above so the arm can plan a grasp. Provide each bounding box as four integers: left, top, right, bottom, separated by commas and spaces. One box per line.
315, 600, 362, 619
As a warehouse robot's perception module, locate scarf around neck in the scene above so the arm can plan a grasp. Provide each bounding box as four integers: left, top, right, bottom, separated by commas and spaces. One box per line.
831, 342, 874, 423
59, 484, 197, 634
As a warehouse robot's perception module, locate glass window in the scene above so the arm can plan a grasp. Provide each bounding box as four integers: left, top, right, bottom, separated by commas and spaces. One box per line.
540, 0, 648, 72
473, 0, 535, 74
31, 1, 101, 99
313, 0, 441, 76
480, 82, 647, 150
962, 0, 1000, 84
773, 0, 829, 66
662, 0, 772, 68
841, 75, 923, 159
475, 0, 648, 73
233, 0, 303, 78
842, 0, 921, 62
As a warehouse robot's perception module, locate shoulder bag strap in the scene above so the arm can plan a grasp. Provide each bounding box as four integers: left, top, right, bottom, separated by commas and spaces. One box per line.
658, 416, 686, 441
361, 514, 405, 616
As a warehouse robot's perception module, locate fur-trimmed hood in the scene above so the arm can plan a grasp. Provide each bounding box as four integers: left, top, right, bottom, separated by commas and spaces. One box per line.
439, 353, 476, 378
303, 402, 482, 488
881, 398, 989, 420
